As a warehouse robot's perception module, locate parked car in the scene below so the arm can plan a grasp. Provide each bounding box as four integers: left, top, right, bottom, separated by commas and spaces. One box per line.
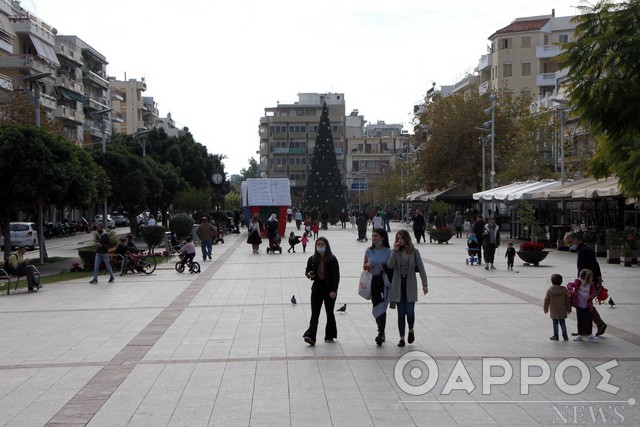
93, 214, 116, 229
0, 222, 39, 251
112, 214, 129, 227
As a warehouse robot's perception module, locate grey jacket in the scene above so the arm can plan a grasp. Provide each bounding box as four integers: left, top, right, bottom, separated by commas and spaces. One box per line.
387, 248, 428, 303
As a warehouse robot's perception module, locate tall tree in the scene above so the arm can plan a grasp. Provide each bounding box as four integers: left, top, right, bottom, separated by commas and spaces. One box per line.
303, 103, 346, 210
240, 157, 260, 180
561, 0, 640, 196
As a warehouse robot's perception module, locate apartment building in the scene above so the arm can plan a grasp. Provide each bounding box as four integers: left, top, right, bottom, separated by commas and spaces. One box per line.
110, 77, 148, 135
0, 2, 58, 116
259, 93, 346, 202
476, 11, 576, 99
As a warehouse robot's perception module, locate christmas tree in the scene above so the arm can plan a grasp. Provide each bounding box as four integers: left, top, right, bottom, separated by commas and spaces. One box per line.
303, 103, 347, 211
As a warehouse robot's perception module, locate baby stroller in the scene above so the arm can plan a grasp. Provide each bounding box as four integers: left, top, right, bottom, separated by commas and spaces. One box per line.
466, 234, 480, 265
266, 233, 283, 254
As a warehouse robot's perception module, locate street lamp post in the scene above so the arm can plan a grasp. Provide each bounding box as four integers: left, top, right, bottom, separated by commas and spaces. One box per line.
18, 72, 52, 263
484, 94, 497, 190
90, 108, 113, 229
551, 98, 569, 184
136, 129, 152, 157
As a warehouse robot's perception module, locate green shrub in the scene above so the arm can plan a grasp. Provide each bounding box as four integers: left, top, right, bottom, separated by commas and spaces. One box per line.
92, 229, 118, 247
170, 214, 195, 239
139, 225, 167, 252
78, 247, 95, 269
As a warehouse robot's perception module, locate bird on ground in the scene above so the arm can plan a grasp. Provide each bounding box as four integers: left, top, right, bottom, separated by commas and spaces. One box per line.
336, 304, 347, 313
609, 298, 616, 308
291, 295, 297, 305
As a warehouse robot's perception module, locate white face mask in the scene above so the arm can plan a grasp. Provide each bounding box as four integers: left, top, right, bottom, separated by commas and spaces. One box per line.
316, 247, 326, 255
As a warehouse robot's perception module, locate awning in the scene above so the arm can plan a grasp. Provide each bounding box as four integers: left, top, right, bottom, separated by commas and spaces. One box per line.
530, 177, 621, 199
0, 13, 16, 39
473, 180, 558, 202
58, 87, 85, 102
29, 35, 60, 67
401, 190, 430, 202
418, 188, 450, 202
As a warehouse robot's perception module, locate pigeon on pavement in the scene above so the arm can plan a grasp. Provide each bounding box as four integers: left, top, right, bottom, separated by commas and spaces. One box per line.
336, 304, 347, 313
609, 298, 615, 308
291, 295, 297, 305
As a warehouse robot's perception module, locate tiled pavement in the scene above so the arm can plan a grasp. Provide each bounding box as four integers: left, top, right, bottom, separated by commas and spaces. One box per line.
0, 222, 638, 426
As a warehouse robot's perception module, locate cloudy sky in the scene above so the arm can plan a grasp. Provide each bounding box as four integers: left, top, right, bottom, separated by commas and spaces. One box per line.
22, 0, 579, 174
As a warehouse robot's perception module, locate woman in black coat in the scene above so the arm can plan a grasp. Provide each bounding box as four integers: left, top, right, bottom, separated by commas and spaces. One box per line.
303, 237, 340, 345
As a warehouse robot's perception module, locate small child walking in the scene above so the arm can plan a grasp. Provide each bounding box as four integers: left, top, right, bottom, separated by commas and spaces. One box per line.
505, 241, 516, 270
301, 232, 309, 253
311, 221, 319, 239
566, 269, 597, 341
288, 231, 301, 253
463, 217, 471, 237
543, 274, 572, 341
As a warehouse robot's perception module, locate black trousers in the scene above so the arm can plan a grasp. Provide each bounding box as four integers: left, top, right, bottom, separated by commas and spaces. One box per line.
14, 265, 36, 289
484, 242, 496, 263
371, 275, 386, 335
576, 307, 593, 336
305, 281, 337, 341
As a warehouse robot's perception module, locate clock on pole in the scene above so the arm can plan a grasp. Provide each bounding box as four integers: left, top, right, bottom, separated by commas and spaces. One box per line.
211, 172, 224, 185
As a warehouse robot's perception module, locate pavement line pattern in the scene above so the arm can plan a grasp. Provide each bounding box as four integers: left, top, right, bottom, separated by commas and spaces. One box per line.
45, 238, 242, 426
427, 255, 640, 347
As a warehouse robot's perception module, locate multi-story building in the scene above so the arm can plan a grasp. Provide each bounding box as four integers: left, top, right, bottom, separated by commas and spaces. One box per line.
53, 36, 86, 143
259, 93, 346, 203
0, 2, 58, 116
477, 10, 576, 99
110, 77, 147, 135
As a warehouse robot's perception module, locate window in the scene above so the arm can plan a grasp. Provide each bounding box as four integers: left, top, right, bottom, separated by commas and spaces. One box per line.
521, 62, 531, 76
502, 63, 512, 78
499, 38, 512, 49
521, 36, 531, 48
559, 34, 569, 44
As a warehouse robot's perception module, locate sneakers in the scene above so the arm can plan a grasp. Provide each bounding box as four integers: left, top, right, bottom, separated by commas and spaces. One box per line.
550, 336, 559, 341
303, 336, 315, 346
108, 277, 115, 283
408, 331, 415, 344
588, 335, 598, 342
89, 280, 98, 284
596, 323, 607, 337
485, 265, 489, 270
324, 338, 335, 343
397, 339, 406, 347
563, 335, 569, 341
375, 334, 385, 346
573, 336, 584, 342
490, 265, 497, 270
208, 254, 212, 260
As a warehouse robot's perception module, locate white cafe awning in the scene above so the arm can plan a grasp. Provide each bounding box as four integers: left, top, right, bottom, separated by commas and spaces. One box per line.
530, 177, 621, 199
473, 180, 558, 202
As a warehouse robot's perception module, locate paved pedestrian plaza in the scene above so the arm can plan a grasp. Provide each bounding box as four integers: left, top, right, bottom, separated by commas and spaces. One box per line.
0, 222, 638, 426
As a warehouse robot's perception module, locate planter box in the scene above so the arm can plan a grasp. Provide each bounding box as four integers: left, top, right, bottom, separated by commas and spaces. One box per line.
607, 249, 620, 264
620, 256, 633, 267
516, 251, 549, 266
595, 244, 607, 257
632, 250, 640, 264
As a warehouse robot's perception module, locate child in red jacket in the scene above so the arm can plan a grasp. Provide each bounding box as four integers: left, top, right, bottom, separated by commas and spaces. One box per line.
566, 269, 597, 341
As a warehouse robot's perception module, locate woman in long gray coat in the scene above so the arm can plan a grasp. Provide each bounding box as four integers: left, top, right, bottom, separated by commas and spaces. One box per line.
387, 229, 429, 347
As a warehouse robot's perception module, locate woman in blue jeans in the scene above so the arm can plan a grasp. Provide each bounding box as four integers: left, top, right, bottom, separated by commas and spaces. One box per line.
387, 229, 429, 347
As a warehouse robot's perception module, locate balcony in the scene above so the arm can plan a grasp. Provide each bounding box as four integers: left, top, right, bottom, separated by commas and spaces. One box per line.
83, 70, 109, 88
536, 44, 563, 59
536, 72, 558, 87
453, 75, 479, 93
55, 75, 84, 94
478, 53, 491, 71
9, 15, 56, 44
54, 105, 85, 123
478, 80, 491, 95
0, 54, 56, 75
0, 72, 12, 90
84, 95, 109, 111
40, 93, 57, 111
55, 44, 83, 65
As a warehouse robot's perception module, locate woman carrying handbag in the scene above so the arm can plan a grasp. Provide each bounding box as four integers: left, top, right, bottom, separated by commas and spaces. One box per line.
387, 229, 429, 347
362, 228, 392, 346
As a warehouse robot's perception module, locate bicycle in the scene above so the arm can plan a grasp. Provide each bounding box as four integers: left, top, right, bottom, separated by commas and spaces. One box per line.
119, 252, 157, 275
175, 252, 200, 274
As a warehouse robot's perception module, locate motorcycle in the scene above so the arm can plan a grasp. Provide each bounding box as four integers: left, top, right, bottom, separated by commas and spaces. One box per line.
43, 222, 55, 239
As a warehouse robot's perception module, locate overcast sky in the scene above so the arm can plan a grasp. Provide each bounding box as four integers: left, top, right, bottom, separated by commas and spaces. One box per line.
22, 0, 579, 175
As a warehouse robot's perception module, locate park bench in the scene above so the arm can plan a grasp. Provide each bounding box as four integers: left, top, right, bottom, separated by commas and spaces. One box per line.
0, 261, 41, 295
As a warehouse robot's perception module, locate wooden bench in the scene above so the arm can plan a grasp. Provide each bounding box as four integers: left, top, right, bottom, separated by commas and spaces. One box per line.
0, 265, 42, 295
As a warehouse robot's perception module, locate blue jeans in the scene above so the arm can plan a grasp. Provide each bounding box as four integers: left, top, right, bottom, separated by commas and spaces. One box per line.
397, 276, 415, 337
201, 239, 212, 259
552, 319, 568, 337
93, 252, 114, 280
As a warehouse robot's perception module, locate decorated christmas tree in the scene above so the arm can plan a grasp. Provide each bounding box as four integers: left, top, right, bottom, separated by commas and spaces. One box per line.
303, 103, 347, 212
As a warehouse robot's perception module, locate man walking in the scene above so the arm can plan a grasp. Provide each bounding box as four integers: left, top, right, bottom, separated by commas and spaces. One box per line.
90, 223, 115, 284
196, 217, 214, 261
